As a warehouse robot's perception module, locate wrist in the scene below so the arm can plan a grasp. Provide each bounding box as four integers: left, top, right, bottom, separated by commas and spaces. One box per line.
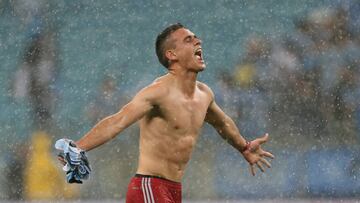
73, 140, 85, 151
240, 140, 251, 153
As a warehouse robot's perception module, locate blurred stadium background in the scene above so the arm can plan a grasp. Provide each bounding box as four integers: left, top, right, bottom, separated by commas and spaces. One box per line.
1, 0, 360, 202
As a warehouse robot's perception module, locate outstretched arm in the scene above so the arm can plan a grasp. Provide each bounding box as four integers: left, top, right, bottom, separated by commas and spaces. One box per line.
205, 100, 247, 150
205, 92, 274, 175
75, 83, 163, 151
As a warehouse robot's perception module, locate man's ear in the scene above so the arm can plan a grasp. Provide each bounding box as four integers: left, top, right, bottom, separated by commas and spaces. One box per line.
165, 50, 177, 61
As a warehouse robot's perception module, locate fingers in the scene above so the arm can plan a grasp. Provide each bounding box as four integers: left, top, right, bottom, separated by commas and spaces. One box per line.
250, 164, 256, 176
249, 157, 273, 176
261, 151, 275, 159
57, 156, 67, 166
258, 133, 269, 144
250, 162, 266, 176
260, 158, 271, 168
256, 162, 265, 172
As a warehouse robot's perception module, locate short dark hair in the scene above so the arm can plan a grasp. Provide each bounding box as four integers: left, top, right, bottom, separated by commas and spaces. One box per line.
155, 23, 185, 69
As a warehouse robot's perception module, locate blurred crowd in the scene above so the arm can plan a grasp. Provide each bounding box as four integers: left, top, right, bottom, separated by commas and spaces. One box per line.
215, 3, 360, 150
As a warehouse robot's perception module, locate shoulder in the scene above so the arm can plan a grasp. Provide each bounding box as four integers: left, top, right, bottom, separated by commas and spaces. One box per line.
134, 77, 169, 102
197, 81, 215, 99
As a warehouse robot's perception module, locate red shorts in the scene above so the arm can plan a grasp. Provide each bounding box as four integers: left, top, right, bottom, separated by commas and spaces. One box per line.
126, 174, 182, 203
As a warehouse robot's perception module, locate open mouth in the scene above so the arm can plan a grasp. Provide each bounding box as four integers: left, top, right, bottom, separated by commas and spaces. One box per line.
194, 48, 203, 61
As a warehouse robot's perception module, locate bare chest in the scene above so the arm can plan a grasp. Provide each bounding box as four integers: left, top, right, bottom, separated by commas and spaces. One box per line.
161, 97, 209, 134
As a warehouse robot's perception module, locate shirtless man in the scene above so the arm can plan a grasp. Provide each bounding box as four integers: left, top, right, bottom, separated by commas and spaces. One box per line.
59, 23, 274, 203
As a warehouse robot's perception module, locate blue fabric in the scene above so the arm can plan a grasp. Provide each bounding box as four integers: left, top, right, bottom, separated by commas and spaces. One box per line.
55, 139, 91, 184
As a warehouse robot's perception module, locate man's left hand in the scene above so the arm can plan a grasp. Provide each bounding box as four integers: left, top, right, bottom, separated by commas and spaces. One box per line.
241, 133, 275, 176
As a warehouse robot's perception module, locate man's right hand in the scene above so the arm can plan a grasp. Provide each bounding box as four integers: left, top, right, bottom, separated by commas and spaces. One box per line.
55, 139, 92, 183
57, 153, 67, 166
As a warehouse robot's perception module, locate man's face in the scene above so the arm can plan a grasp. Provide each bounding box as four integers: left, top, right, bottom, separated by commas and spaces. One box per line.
169, 28, 205, 72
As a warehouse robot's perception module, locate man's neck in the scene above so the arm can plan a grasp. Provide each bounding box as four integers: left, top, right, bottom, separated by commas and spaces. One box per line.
168, 66, 198, 98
